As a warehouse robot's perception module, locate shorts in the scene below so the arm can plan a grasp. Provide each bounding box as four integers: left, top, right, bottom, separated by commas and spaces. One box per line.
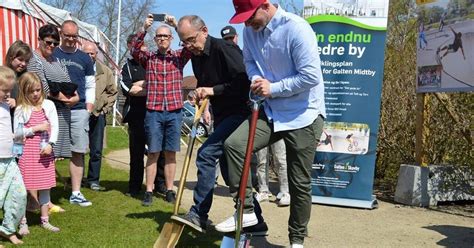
447, 44, 459, 52
144, 109, 182, 153
70, 109, 90, 153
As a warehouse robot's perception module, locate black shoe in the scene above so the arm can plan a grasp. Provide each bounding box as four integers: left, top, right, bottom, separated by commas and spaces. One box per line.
171, 211, 207, 233
89, 183, 106, 191
242, 221, 268, 236
154, 183, 167, 197
165, 190, 176, 204
126, 188, 141, 197
142, 191, 153, 206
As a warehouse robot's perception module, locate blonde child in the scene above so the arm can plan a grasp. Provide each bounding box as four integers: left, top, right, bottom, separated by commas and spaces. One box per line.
0, 66, 27, 244
14, 72, 59, 232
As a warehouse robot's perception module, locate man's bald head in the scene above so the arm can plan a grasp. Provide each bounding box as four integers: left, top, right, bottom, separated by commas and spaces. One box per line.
83, 43, 98, 62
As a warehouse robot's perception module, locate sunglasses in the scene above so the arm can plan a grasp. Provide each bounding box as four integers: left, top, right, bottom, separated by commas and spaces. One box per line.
43, 40, 60, 47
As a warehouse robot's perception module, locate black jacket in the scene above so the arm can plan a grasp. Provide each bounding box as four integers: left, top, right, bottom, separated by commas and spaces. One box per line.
191, 36, 250, 125
120, 58, 146, 123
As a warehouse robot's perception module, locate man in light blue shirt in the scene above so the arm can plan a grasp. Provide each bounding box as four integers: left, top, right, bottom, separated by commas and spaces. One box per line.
215, 1, 325, 247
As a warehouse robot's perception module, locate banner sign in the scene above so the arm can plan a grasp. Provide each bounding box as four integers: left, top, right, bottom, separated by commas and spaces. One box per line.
304, 0, 390, 208
416, 0, 474, 92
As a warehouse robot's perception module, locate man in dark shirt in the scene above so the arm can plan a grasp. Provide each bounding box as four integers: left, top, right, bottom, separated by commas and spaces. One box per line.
171, 15, 266, 234
437, 26, 466, 60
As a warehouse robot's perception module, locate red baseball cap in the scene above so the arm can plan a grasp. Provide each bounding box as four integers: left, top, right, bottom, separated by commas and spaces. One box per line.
229, 0, 265, 24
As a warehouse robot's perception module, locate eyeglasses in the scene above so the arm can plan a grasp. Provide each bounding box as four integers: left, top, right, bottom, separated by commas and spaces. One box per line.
62, 33, 79, 40
155, 34, 171, 40
179, 27, 203, 47
43, 39, 60, 47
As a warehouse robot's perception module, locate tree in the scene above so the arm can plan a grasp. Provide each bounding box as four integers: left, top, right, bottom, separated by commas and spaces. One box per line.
278, 0, 303, 16
377, 0, 473, 188
42, 0, 156, 66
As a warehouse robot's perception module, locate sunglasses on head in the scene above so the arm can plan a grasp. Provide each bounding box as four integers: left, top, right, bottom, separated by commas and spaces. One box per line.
44, 40, 60, 47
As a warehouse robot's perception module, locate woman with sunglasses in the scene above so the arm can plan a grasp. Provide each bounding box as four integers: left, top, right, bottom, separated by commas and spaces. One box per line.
23, 24, 78, 224
27, 24, 78, 159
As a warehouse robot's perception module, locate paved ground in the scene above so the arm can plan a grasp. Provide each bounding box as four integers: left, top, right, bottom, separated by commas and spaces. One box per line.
105, 145, 474, 247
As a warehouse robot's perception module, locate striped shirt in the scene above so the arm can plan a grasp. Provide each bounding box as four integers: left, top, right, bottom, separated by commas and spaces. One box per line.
131, 31, 191, 111
27, 51, 72, 95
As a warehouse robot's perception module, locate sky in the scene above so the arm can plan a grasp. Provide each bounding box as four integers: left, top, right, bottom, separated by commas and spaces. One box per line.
151, 0, 303, 76
151, 0, 244, 76
424, 0, 449, 8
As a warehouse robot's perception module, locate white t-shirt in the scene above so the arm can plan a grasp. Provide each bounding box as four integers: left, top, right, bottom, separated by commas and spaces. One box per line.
0, 103, 13, 158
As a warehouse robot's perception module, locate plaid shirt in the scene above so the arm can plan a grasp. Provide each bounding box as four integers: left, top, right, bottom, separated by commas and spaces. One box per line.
131, 31, 191, 111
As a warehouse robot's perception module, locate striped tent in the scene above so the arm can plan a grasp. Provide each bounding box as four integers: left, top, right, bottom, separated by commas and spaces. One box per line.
0, 1, 44, 63
0, 0, 114, 67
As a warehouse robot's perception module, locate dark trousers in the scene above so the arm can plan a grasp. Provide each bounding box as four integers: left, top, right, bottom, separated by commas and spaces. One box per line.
128, 118, 165, 194
87, 114, 106, 184
225, 109, 324, 245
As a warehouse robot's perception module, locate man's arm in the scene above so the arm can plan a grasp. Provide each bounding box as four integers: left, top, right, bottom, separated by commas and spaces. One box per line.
129, 81, 147, 96
104, 66, 118, 113
268, 22, 324, 98
120, 61, 134, 97
449, 26, 456, 35
85, 56, 96, 113
213, 43, 249, 97
243, 31, 264, 83
131, 15, 154, 68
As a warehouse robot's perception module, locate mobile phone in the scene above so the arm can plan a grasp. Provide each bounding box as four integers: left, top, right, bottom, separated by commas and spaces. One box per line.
152, 14, 166, 22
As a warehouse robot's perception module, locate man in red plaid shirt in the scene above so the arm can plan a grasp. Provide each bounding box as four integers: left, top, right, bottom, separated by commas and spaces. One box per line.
130, 14, 192, 206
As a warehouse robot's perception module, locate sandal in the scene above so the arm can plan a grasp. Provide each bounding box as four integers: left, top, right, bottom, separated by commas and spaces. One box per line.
41, 222, 60, 232
48, 205, 66, 214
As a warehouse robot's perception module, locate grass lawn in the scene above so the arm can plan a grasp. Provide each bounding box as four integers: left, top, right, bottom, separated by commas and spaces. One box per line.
1, 127, 222, 247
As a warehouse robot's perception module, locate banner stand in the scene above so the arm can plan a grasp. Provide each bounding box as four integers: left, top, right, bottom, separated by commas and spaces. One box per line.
312, 195, 378, 209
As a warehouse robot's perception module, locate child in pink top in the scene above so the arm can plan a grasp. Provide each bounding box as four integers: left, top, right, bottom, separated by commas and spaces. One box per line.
14, 72, 59, 232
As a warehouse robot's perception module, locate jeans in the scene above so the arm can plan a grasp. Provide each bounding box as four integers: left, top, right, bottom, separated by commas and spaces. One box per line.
87, 114, 106, 184
190, 114, 246, 220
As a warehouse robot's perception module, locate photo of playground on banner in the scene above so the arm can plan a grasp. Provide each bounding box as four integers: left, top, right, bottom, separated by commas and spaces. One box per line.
303, 0, 389, 18
416, 0, 474, 92
317, 122, 369, 155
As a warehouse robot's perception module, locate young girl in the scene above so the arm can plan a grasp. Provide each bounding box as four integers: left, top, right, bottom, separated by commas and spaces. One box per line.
4, 40, 32, 118
0, 66, 27, 244
14, 72, 59, 232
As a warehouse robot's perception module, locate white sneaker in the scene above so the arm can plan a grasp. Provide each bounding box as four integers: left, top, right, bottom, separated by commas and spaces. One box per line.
291, 244, 303, 248
69, 192, 92, 207
215, 212, 258, 232
277, 192, 290, 207
255, 191, 271, 202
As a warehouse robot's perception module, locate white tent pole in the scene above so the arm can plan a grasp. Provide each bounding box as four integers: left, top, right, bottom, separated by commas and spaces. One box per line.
112, 0, 122, 127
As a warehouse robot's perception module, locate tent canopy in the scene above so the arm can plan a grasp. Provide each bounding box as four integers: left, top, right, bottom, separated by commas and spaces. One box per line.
0, 0, 115, 67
